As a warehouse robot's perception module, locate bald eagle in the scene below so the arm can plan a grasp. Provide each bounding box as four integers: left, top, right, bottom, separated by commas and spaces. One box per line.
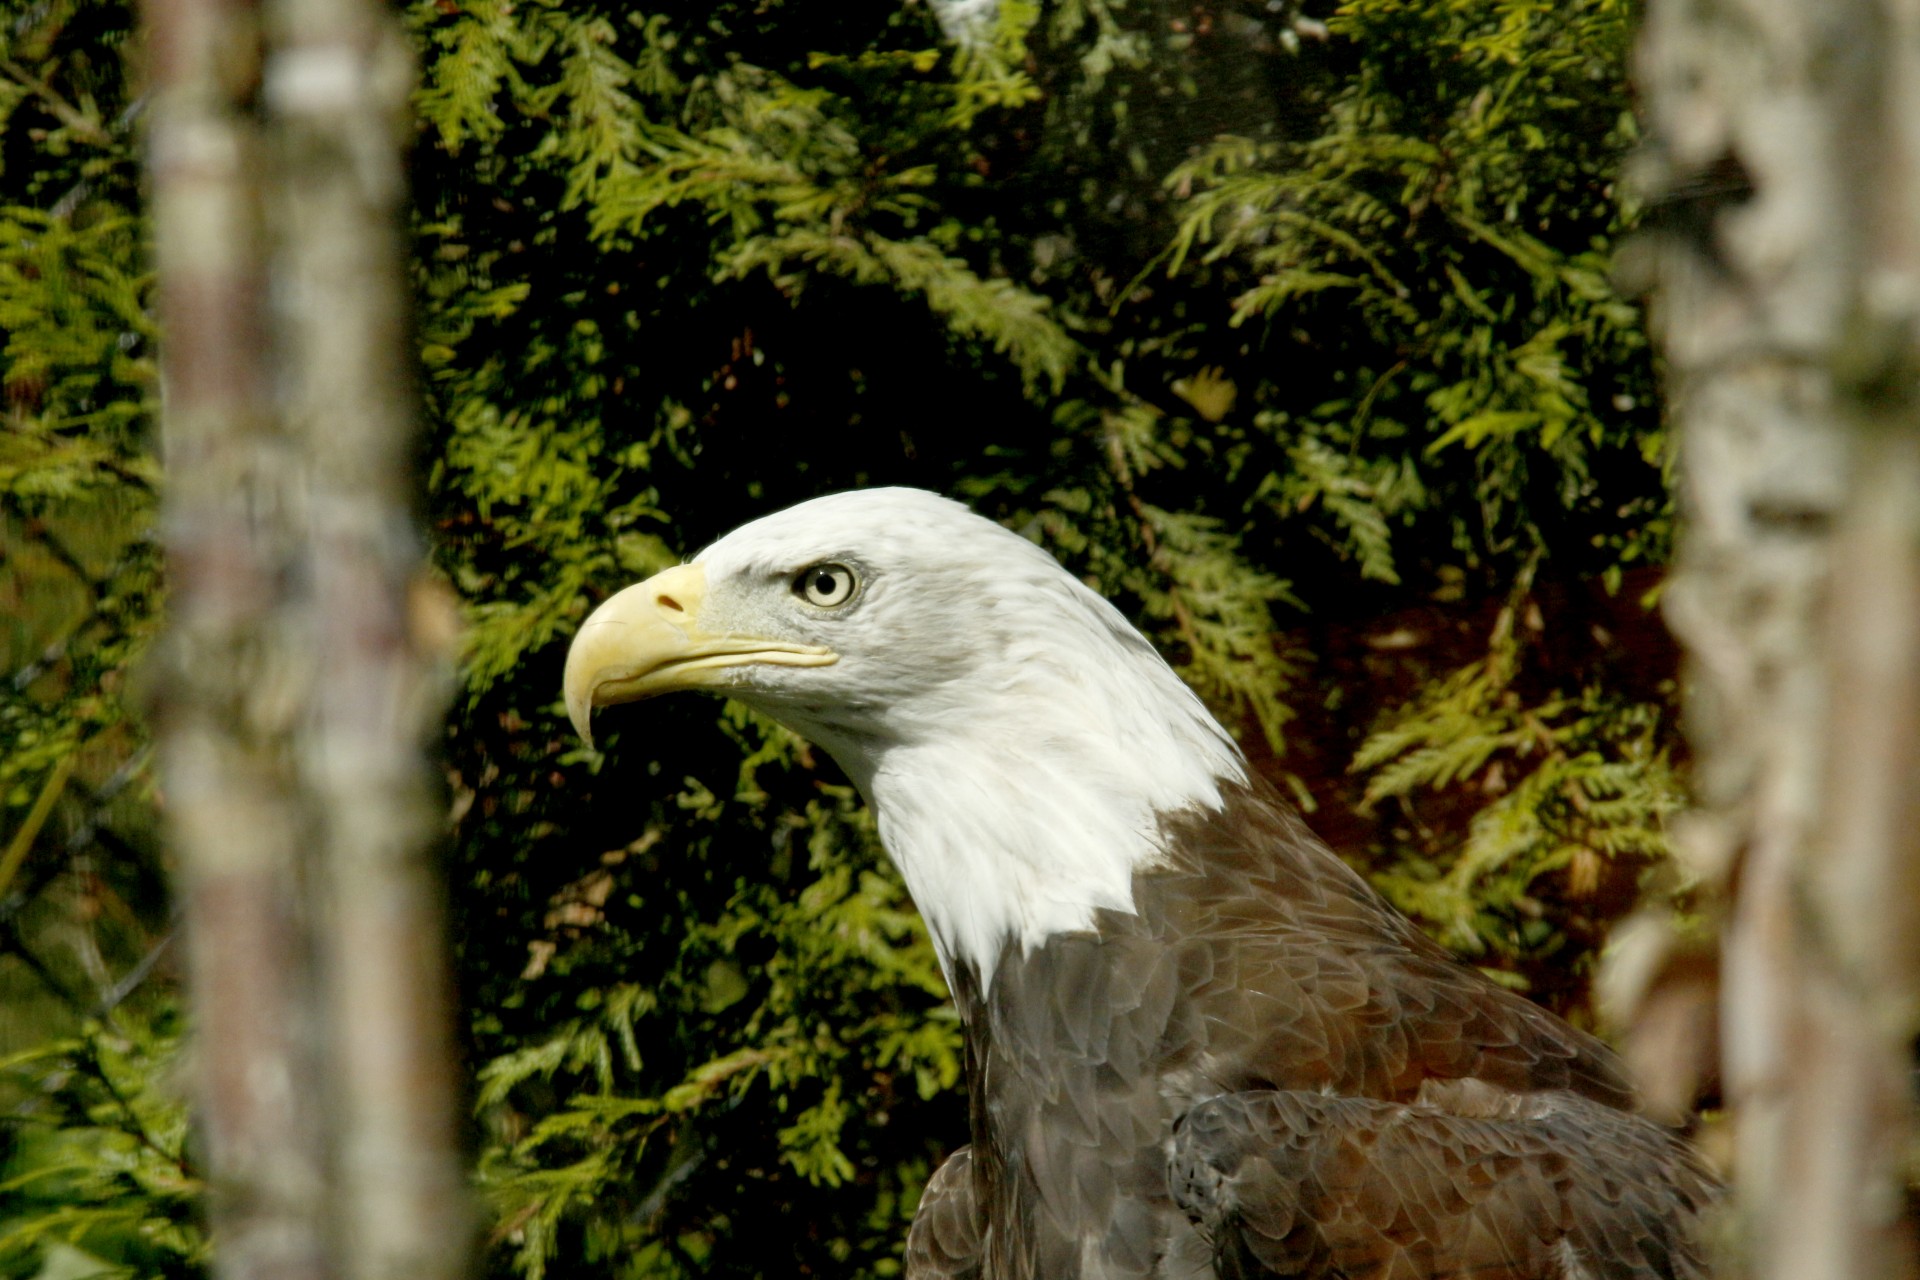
563, 488, 1715, 1280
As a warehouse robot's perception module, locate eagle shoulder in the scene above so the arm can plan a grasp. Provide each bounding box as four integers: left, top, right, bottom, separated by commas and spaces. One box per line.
1140, 782, 1639, 1108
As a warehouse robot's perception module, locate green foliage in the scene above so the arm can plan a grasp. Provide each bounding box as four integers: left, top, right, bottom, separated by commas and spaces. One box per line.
1, 0, 164, 1122
469, 781, 959, 1280
1353, 603, 1682, 966
0, 12, 175, 1280
0, 1015, 201, 1280
0, 14, 156, 822
1162, 0, 1657, 574
1, 0, 1687, 1276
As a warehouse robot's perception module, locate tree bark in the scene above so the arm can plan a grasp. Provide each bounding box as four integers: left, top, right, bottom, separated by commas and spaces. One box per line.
260, 3, 471, 1277
147, 0, 470, 1274
1636, 0, 1920, 1275
147, 0, 332, 1274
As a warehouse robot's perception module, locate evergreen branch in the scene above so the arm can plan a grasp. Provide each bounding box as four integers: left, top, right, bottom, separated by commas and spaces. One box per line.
0, 57, 111, 147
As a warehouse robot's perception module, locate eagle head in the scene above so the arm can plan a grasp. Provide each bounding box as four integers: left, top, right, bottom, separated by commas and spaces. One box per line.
562, 487, 1244, 974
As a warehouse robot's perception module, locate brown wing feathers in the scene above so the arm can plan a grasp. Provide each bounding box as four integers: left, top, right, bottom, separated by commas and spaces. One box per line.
1169, 1090, 1717, 1280
906, 1146, 983, 1280
905, 781, 1714, 1280
1146, 784, 1637, 1109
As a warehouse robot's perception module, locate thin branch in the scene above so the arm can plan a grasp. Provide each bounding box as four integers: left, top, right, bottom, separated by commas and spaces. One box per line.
0, 57, 112, 147
0, 755, 73, 900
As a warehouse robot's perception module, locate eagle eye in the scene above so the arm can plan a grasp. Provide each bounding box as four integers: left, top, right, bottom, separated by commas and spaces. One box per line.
795, 563, 858, 608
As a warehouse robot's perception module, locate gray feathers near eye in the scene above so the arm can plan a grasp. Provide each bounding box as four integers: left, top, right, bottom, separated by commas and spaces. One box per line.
795, 563, 857, 607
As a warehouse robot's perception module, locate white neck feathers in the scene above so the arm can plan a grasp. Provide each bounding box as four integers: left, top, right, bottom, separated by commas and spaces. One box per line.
857, 582, 1246, 986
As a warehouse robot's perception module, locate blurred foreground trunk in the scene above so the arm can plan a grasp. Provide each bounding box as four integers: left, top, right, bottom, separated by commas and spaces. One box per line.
145, 0, 471, 1276
1635, 1, 1920, 1276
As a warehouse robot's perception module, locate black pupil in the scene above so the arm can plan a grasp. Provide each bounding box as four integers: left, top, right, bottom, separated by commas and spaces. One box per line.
812, 570, 838, 596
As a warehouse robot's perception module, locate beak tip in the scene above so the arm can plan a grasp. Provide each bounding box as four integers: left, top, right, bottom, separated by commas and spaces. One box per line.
566, 692, 596, 749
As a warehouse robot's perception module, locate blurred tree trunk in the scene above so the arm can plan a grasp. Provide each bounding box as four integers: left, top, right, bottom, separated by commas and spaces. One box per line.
1636, 1, 1920, 1276
146, 0, 471, 1276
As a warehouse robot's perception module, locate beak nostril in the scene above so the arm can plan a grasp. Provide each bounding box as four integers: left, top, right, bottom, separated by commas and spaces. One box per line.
657, 593, 684, 613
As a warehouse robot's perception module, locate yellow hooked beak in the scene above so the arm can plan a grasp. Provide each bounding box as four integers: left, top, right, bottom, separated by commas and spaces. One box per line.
563, 563, 838, 746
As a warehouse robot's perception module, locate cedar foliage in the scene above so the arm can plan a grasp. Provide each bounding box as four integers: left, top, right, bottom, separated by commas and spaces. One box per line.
0, 1, 1683, 1277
